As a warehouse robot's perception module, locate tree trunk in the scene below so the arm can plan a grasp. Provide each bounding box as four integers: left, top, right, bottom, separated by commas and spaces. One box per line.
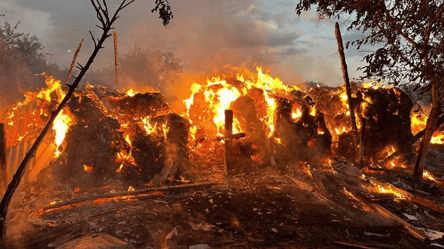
414, 84, 441, 177
335, 22, 359, 159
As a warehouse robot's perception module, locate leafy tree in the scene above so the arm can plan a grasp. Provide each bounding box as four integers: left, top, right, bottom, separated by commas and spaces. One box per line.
295, 0, 444, 177
0, 21, 64, 106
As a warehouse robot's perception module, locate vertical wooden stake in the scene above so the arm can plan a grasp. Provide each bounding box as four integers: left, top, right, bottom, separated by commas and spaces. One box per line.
224, 110, 233, 175
64, 39, 84, 86
335, 22, 359, 160
357, 118, 367, 165
0, 124, 7, 192
113, 30, 119, 89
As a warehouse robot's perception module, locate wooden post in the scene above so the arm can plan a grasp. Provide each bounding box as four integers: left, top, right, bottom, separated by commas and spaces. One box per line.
113, 30, 119, 89
335, 22, 359, 160
0, 124, 7, 191
64, 39, 83, 86
357, 118, 367, 165
224, 110, 233, 175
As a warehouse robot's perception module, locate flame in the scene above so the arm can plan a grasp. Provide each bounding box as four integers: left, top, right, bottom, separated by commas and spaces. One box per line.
128, 186, 135, 191
431, 131, 444, 144
292, 108, 302, 120
184, 67, 294, 138
53, 110, 72, 157
37, 77, 66, 102
423, 170, 437, 182
126, 89, 137, 97
342, 187, 372, 212
83, 164, 93, 173
310, 106, 316, 116
366, 180, 405, 200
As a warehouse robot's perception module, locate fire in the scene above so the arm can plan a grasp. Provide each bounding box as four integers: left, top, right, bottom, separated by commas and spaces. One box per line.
366, 180, 405, 200
292, 108, 302, 120
128, 185, 135, 191
83, 164, 93, 173
423, 170, 437, 182
37, 76, 66, 102
183, 67, 295, 139
342, 187, 372, 212
53, 110, 72, 157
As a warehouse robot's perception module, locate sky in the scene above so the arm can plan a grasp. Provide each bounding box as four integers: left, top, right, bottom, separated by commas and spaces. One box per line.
0, 0, 371, 87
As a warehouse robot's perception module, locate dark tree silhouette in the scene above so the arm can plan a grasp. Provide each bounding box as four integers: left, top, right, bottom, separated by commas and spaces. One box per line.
295, 0, 444, 177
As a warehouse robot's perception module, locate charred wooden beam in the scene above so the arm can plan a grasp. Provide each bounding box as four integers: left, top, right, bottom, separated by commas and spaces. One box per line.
370, 179, 444, 213
325, 173, 428, 241
113, 30, 119, 89
216, 133, 246, 142
335, 22, 359, 158
43, 182, 218, 211
383, 113, 444, 165
225, 110, 233, 175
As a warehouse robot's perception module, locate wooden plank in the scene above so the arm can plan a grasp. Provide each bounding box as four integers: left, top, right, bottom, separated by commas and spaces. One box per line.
325, 173, 428, 241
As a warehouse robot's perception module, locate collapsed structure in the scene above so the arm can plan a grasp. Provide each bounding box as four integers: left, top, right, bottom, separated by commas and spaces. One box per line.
0, 68, 440, 192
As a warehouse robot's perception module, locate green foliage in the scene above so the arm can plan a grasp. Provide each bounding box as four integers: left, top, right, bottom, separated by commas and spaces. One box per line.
0, 21, 62, 106
295, 0, 444, 97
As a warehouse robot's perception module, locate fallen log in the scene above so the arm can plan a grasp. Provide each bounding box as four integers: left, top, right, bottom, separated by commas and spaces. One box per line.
43, 182, 218, 211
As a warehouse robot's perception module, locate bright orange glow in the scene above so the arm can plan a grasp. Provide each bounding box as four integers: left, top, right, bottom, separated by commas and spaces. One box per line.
53, 110, 72, 157
366, 180, 405, 199
83, 164, 93, 173
292, 108, 302, 120
423, 170, 437, 182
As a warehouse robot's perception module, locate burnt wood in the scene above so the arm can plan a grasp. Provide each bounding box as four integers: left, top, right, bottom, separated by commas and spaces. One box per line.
0, 0, 136, 240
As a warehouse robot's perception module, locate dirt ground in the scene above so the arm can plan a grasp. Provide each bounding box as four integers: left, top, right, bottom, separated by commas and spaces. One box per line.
3, 144, 444, 248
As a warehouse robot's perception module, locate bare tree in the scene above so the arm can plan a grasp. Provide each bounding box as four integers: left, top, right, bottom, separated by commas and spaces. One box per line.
0, 0, 173, 241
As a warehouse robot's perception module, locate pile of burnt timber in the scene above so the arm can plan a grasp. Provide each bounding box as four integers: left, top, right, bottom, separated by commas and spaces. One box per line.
189, 78, 332, 172
309, 84, 414, 164
34, 84, 191, 190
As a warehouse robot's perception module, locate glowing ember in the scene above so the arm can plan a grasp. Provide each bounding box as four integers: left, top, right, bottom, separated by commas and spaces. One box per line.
126, 89, 137, 97
342, 187, 372, 212
366, 180, 405, 200
83, 164, 93, 173
128, 185, 135, 191
292, 108, 302, 120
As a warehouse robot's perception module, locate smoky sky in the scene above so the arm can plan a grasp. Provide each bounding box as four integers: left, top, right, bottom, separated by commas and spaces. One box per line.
1, 0, 368, 86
